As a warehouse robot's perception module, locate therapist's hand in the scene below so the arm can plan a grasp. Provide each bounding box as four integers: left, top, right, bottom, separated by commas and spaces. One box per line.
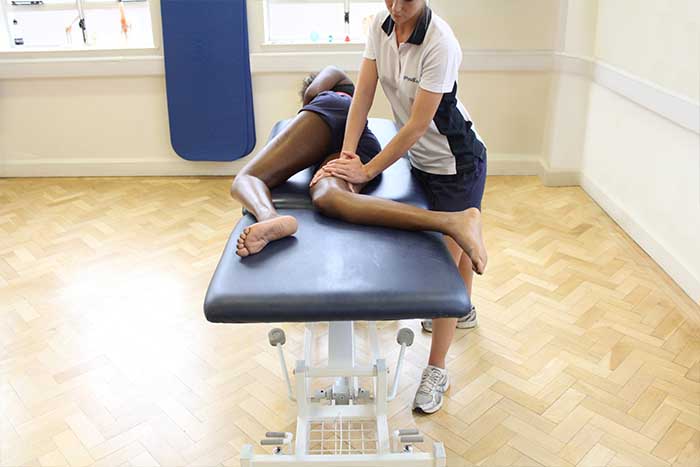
323, 152, 372, 185
310, 166, 333, 188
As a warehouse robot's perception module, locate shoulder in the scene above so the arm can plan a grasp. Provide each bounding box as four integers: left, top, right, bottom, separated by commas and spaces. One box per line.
424, 12, 461, 55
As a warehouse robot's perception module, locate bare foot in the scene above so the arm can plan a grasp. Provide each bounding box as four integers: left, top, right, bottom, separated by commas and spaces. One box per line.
236, 215, 298, 257
447, 209, 488, 274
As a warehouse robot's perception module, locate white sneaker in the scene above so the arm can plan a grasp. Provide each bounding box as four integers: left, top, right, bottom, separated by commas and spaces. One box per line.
421, 306, 478, 333
412, 365, 450, 414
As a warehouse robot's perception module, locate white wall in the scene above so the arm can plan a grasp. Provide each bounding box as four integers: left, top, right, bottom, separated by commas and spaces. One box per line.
563, 0, 598, 57
430, 0, 559, 50
0, 0, 558, 177
0, 70, 553, 176
541, 0, 596, 179
595, 0, 699, 101
537, 0, 700, 303
542, 72, 591, 175
576, 0, 700, 303
581, 84, 700, 301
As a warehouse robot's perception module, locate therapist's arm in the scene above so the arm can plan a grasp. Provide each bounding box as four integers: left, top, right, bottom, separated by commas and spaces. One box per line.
320, 87, 443, 185
341, 58, 380, 154
364, 88, 442, 179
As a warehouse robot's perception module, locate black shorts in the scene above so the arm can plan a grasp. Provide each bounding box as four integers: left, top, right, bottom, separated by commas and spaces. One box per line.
411, 150, 487, 212
300, 91, 380, 164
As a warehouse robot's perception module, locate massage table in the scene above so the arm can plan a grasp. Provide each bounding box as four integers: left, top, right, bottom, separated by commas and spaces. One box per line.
204, 118, 470, 466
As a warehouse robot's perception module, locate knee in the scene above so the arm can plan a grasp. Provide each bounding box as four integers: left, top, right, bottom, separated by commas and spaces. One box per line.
230, 174, 245, 199
311, 184, 345, 215
230, 171, 258, 199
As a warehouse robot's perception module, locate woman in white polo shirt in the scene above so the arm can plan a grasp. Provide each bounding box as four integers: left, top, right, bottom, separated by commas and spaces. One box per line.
309, 0, 487, 414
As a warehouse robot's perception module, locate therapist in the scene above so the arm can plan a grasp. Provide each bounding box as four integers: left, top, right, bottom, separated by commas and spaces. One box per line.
319, 0, 488, 414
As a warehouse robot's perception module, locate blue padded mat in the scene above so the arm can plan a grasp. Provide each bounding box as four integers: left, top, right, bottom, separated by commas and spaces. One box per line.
161, 0, 255, 161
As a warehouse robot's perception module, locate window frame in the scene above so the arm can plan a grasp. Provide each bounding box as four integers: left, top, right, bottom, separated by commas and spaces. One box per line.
0, 0, 374, 79
263, 0, 382, 46
0, 0, 161, 53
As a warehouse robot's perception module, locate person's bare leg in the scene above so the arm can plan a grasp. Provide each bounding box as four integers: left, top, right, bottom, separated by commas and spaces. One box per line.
230, 111, 332, 257
459, 249, 475, 296
427, 236, 462, 369
310, 177, 487, 273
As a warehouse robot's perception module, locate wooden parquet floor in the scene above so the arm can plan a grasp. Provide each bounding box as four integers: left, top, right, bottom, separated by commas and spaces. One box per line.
1, 176, 698, 467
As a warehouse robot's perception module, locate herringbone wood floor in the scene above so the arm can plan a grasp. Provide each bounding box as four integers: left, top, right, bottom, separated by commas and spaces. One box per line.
1, 176, 698, 467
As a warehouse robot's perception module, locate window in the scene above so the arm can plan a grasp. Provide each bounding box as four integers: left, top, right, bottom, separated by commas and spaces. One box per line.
265, 0, 384, 45
1, 0, 154, 51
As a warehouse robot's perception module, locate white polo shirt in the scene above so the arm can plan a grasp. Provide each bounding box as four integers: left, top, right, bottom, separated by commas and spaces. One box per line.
364, 7, 485, 175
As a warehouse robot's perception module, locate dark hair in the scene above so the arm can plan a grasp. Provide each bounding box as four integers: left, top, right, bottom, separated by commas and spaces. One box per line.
300, 73, 317, 102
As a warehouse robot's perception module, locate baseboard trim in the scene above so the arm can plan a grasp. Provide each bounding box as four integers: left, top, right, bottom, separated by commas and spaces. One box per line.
538, 159, 581, 187
0, 156, 587, 190
487, 154, 542, 176
581, 174, 700, 316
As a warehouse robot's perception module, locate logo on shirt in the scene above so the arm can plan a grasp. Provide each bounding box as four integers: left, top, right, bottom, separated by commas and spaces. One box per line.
403, 75, 420, 84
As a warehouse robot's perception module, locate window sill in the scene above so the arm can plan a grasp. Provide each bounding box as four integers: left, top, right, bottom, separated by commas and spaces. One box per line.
0, 43, 156, 54
0, 47, 163, 78
261, 41, 366, 48
0, 44, 158, 57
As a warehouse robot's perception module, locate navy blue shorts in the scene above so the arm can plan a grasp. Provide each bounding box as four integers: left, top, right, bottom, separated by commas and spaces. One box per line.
411, 151, 487, 212
300, 91, 380, 164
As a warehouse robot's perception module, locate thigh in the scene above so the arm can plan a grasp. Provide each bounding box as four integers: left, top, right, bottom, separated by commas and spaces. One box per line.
313, 153, 368, 194
311, 153, 366, 196
238, 111, 333, 188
